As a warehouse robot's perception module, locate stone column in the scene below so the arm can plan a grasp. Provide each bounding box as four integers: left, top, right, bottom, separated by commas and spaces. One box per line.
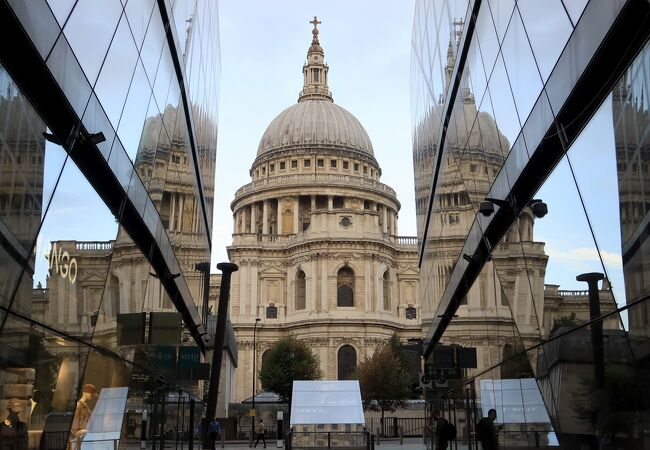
382, 206, 388, 234
327, 196, 333, 210
394, 212, 398, 236
263, 200, 269, 234
321, 258, 328, 312
310, 258, 318, 311
293, 197, 300, 234
311, 195, 316, 210
251, 262, 259, 317
374, 260, 381, 311
277, 199, 283, 235
364, 258, 371, 312
250, 203, 256, 234
233, 212, 237, 234
177, 194, 184, 231
170, 193, 176, 231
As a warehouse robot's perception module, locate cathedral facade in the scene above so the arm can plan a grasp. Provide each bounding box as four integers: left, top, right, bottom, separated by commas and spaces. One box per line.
227, 19, 420, 402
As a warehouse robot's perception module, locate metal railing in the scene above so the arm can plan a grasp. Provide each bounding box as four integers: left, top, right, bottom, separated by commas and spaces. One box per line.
366, 418, 426, 437
287, 430, 373, 450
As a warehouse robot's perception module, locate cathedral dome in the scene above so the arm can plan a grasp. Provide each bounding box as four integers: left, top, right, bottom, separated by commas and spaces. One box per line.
256, 100, 374, 157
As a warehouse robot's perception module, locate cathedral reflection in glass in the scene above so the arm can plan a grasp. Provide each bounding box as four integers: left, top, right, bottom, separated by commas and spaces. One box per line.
412, 0, 650, 448
0, 1, 224, 449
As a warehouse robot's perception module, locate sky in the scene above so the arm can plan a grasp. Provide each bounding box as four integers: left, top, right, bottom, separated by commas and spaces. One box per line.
210, 0, 418, 265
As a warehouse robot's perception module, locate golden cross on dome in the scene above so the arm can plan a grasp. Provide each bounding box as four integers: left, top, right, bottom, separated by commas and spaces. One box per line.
310, 16, 321, 31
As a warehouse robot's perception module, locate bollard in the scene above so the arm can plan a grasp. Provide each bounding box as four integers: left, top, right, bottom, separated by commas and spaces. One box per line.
398, 426, 403, 446
376, 428, 380, 446
249, 432, 254, 448
221, 431, 225, 448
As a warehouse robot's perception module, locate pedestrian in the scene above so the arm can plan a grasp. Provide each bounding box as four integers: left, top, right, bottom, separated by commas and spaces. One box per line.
254, 418, 266, 448
476, 409, 500, 450
208, 418, 221, 450
432, 410, 449, 450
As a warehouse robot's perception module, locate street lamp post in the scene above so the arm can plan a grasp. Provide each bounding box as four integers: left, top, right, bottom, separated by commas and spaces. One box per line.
251, 318, 261, 446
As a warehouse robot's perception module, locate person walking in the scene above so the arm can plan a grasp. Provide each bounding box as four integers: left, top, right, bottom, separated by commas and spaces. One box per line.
208, 418, 221, 450
432, 410, 449, 450
476, 409, 500, 450
253, 419, 266, 448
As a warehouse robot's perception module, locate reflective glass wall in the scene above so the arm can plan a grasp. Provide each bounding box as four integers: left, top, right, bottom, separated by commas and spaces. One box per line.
0, 1, 220, 449
412, 0, 650, 448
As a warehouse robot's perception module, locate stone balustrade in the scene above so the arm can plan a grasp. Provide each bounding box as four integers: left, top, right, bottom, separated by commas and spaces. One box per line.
234, 173, 397, 198
232, 232, 418, 248
75, 241, 114, 251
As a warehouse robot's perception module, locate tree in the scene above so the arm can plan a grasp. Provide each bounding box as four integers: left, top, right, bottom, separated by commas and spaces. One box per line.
388, 336, 420, 398
551, 312, 578, 334
356, 340, 412, 424
259, 337, 322, 404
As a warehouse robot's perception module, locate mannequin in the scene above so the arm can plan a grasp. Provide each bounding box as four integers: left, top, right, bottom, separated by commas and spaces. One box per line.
0, 400, 27, 450
69, 384, 98, 450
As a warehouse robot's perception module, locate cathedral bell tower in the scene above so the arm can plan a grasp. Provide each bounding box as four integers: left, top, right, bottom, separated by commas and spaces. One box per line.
298, 16, 333, 102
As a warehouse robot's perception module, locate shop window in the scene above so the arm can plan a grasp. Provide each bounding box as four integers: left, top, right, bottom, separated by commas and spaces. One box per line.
295, 270, 306, 310
337, 267, 354, 307
337, 345, 357, 380
266, 305, 277, 319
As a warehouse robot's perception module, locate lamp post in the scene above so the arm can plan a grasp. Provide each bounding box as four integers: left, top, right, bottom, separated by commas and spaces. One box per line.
251, 318, 261, 445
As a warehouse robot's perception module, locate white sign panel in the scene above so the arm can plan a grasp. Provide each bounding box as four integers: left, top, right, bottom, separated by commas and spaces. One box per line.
290, 380, 365, 425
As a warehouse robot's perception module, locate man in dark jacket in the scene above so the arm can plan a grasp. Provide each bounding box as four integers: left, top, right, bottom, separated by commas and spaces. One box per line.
432, 410, 449, 450
476, 409, 499, 450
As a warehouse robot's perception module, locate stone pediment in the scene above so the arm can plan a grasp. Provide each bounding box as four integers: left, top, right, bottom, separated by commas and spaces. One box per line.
77, 271, 109, 284
259, 264, 286, 277
396, 265, 419, 277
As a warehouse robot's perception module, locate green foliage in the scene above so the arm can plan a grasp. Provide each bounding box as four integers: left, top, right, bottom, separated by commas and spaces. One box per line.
388, 336, 421, 398
356, 340, 412, 420
551, 312, 578, 334
259, 337, 322, 404
572, 365, 643, 439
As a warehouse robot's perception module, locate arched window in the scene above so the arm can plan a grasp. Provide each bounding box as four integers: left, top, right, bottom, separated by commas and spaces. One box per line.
383, 271, 390, 310
295, 270, 306, 310
261, 349, 271, 371
338, 345, 357, 380
337, 267, 354, 307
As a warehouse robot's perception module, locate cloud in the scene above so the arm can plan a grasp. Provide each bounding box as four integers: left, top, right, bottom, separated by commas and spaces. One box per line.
545, 245, 622, 268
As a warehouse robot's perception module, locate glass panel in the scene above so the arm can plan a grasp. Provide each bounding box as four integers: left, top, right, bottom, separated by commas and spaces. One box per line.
0, 315, 91, 449
62, 0, 123, 86
517, 0, 573, 83
46, 34, 93, 118
116, 59, 152, 161
124, 0, 155, 51
500, 9, 543, 127
561, 0, 588, 27
140, 3, 166, 86
95, 14, 139, 130
47, 0, 77, 27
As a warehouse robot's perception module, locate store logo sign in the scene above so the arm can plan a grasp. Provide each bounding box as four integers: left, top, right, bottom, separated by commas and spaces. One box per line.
45, 242, 77, 284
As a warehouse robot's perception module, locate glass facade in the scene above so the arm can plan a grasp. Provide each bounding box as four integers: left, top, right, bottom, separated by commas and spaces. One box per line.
412, 0, 650, 448
0, 1, 222, 450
